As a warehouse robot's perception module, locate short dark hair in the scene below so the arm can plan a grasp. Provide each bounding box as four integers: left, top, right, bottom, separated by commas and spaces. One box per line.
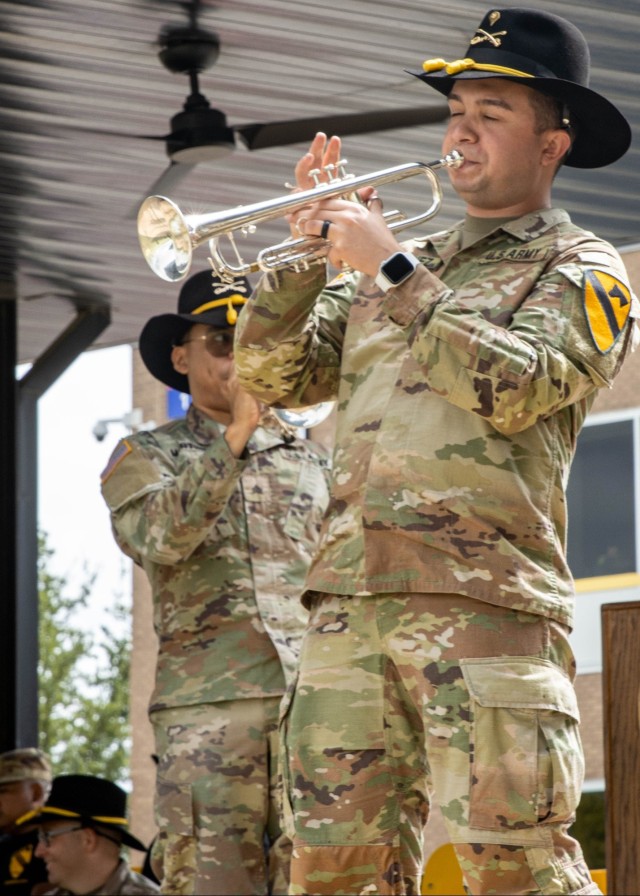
527, 88, 575, 170
528, 90, 563, 131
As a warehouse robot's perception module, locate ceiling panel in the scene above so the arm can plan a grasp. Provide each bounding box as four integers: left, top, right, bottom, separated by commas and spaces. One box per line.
1, 0, 638, 364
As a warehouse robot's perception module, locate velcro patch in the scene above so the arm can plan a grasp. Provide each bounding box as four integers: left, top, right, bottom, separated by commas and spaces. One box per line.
479, 247, 551, 263
583, 269, 631, 353
100, 439, 132, 484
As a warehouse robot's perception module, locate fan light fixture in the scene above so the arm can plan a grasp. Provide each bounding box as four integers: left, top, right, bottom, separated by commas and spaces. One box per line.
167, 105, 235, 162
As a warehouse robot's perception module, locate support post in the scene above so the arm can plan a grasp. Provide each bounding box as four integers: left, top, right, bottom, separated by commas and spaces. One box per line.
0, 303, 111, 749
0, 285, 17, 749
601, 600, 640, 895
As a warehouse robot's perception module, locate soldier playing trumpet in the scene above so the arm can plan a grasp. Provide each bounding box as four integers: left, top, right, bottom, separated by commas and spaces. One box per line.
233, 7, 637, 895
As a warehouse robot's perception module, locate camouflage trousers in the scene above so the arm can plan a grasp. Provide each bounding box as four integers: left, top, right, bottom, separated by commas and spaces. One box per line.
280, 593, 601, 896
151, 697, 291, 895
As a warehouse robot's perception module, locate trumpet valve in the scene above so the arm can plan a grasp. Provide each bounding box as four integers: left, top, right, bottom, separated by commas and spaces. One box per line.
310, 159, 351, 186
324, 160, 347, 181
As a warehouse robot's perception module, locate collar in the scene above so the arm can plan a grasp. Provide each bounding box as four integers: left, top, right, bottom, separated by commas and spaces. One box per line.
497, 208, 571, 240
185, 402, 296, 452
420, 207, 572, 259
186, 402, 224, 444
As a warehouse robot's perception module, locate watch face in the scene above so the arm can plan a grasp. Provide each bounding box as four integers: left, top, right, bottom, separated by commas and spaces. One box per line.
382, 252, 416, 283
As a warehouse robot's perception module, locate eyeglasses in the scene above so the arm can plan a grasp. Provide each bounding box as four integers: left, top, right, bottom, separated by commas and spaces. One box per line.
177, 329, 234, 358
37, 825, 84, 847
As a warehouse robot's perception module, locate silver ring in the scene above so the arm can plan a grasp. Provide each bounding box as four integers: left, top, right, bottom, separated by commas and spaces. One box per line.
320, 220, 331, 240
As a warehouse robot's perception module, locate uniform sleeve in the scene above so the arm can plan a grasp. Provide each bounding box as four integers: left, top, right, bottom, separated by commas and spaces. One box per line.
100, 431, 245, 565
382, 245, 638, 435
234, 263, 356, 408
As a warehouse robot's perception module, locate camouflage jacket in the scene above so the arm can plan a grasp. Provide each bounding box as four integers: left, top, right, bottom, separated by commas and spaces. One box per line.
101, 404, 331, 709
42, 858, 160, 895
234, 208, 638, 627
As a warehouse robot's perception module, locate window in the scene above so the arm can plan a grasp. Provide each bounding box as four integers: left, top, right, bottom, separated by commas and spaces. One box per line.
570, 788, 605, 871
566, 414, 638, 580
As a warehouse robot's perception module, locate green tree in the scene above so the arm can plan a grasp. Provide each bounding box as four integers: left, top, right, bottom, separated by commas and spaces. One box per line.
38, 533, 131, 785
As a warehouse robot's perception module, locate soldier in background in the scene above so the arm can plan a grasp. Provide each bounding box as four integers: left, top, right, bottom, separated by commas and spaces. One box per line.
19, 774, 159, 895
100, 271, 331, 895
233, 7, 637, 895
0, 748, 51, 894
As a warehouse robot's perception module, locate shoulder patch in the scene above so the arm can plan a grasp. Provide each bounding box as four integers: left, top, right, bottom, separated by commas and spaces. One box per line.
100, 439, 133, 484
583, 269, 632, 353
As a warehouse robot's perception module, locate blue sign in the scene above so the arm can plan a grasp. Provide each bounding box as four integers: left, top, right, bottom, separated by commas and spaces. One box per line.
167, 389, 191, 419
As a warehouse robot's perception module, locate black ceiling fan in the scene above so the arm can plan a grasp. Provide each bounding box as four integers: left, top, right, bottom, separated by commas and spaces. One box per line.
135, 2, 449, 198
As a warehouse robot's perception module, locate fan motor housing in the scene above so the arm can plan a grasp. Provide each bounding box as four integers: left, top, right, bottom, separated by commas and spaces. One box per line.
158, 26, 220, 74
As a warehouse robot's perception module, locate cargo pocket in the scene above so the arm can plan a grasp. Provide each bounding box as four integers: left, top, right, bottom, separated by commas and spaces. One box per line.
283, 461, 330, 541
280, 665, 388, 845
461, 656, 583, 833
154, 770, 195, 838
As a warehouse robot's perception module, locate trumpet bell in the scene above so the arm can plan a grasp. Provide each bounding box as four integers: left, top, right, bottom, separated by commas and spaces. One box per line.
137, 195, 193, 282
274, 402, 335, 430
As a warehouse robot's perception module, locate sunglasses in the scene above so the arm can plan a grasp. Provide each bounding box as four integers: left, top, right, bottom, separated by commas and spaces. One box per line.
37, 825, 83, 847
37, 824, 123, 848
177, 329, 235, 358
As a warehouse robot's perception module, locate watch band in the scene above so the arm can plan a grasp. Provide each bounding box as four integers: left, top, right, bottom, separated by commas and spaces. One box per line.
374, 251, 419, 292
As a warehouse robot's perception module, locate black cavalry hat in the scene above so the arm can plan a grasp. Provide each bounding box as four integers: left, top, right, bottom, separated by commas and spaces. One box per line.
409, 7, 631, 168
139, 269, 251, 394
17, 774, 147, 852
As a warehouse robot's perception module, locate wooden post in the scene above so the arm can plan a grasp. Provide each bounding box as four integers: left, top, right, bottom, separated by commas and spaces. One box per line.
601, 600, 640, 895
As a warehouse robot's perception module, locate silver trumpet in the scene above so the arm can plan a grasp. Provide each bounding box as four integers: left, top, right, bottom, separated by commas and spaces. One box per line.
262, 401, 336, 437
137, 151, 463, 283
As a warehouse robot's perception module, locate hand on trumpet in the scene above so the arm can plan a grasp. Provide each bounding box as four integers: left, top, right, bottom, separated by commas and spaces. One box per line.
287, 132, 405, 278
294, 131, 343, 192
285, 132, 341, 239
219, 368, 262, 457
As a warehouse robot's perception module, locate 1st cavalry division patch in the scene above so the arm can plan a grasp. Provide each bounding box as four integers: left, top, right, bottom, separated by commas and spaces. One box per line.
583, 269, 631, 353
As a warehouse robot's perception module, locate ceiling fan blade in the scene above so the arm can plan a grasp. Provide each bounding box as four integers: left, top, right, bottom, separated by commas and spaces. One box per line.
72, 124, 168, 141
146, 160, 197, 195
235, 105, 449, 151
126, 162, 196, 219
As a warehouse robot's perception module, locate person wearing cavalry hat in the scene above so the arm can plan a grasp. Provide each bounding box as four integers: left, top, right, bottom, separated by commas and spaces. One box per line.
100, 270, 331, 894
233, 6, 638, 895
18, 774, 159, 895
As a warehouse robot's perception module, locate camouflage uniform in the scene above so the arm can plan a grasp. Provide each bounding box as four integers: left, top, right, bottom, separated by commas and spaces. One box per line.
101, 403, 331, 895
233, 209, 638, 894
41, 857, 160, 894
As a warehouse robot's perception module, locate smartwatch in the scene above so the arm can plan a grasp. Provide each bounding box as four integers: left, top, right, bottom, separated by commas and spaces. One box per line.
374, 252, 419, 292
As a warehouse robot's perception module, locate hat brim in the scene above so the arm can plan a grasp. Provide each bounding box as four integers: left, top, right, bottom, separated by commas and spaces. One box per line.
409, 70, 631, 169
18, 806, 147, 853
138, 313, 194, 395
138, 305, 243, 395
